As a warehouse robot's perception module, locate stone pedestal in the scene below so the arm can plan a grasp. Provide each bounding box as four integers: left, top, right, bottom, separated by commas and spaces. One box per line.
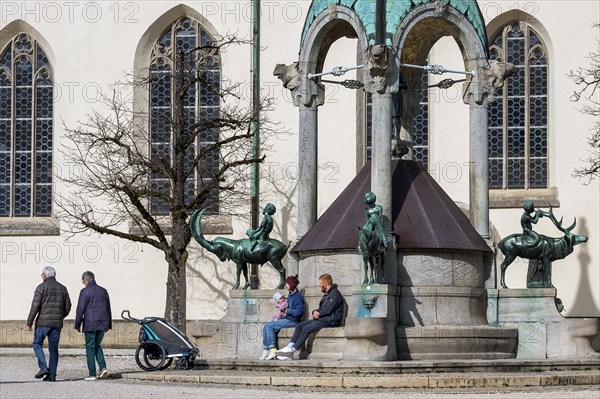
191, 289, 287, 359
343, 284, 399, 361
496, 288, 600, 359
396, 250, 518, 360
222, 289, 286, 323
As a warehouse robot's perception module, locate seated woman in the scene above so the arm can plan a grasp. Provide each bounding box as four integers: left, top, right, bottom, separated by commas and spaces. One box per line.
259, 276, 304, 360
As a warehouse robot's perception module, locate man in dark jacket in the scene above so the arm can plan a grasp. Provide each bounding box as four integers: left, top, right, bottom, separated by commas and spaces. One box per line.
75, 271, 112, 380
276, 273, 344, 359
26, 266, 72, 382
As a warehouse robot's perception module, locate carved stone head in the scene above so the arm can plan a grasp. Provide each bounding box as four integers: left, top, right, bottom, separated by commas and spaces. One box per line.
273, 62, 301, 91
368, 44, 390, 94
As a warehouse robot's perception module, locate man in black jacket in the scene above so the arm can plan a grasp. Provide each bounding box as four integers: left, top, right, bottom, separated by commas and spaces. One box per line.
26, 266, 72, 382
75, 271, 112, 380
276, 273, 344, 359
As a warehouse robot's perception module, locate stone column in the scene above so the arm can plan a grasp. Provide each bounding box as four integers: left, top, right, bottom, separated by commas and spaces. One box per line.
463, 64, 493, 239
469, 101, 490, 238
463, 61, 516, 238
371, 93, 393, 228
368, 44, 394, 231
273, 62, 324, 239
297, 105, 318, 237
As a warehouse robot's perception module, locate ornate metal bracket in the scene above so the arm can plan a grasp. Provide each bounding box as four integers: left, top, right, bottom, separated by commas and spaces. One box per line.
320, 79, 364, 89
308, 64, 364, 79
400, 62, 474, 76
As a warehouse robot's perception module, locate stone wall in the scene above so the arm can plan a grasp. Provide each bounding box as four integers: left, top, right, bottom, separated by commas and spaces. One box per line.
0, 320, 140, 348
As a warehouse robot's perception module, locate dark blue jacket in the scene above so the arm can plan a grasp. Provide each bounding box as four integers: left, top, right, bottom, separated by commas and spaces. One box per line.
316, 284, 344, 327
284, 290, 305, 323
74, 280, 112, 332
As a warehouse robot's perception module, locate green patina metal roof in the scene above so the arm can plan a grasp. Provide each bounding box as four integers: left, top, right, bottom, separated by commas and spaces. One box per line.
300, 0, 377, 45
301, 0, 487, 50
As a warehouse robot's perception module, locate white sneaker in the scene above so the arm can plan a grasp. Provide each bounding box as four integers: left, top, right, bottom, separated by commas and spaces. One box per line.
265, 348, 278, 360
258, 349, 269, 360
275, 346, 295, 356
84, 376, 97, 381
98, 369, 109, 379
277, 355, 293, 361
280, 346, 295, 353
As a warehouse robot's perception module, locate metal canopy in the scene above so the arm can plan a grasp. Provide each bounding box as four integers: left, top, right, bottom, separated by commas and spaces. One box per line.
301, 0, 488, 49
292, 160, 491, 253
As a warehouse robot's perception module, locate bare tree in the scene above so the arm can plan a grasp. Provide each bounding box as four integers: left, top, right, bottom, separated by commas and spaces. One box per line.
56, 37, 281, 332
568, 23, 600, 182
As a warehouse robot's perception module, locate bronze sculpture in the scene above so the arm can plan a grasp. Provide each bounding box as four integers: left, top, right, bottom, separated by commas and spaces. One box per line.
358, 192, 386, 285
498, 204, 588, 289
189, 208, 287, 290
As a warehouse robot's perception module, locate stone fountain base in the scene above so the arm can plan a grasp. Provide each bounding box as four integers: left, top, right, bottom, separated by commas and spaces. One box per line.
492, 288, 600, 359
396, 324, 517, 360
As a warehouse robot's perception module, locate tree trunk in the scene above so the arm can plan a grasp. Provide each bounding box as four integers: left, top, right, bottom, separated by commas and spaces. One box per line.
164, 49, 189, 334
165, 254, 187, 333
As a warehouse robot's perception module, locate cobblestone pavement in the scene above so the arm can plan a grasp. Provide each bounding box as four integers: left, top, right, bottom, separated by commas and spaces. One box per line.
1, 353, 599, 399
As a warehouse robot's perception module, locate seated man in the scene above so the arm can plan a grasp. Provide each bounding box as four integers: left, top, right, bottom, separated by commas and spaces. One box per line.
276, 273, 344, 360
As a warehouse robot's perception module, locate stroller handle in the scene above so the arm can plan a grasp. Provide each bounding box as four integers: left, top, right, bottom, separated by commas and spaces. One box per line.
121, 309, 140, 322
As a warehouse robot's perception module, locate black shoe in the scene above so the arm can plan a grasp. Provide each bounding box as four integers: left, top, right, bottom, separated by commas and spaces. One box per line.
35, 369, 49, 379
43, 375, 56, 382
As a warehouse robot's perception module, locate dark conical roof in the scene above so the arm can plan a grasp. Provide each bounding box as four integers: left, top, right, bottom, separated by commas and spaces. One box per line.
292, 160, 491, 253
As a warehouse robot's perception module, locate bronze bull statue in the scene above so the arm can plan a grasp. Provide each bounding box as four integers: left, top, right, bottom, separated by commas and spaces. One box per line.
189, 209, 287, 290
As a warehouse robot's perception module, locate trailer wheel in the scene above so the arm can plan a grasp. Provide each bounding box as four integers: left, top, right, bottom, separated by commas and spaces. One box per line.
158, 358, 173, 370
135, 342, 166, 371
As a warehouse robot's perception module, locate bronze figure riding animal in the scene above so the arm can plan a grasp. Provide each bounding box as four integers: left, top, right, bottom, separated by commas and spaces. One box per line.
498, 207, 588, 288
358, 227, 385, 285
189, 209, 287, 290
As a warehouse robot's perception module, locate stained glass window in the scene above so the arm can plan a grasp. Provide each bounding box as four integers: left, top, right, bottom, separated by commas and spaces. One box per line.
149, 17, 220, 215
0, 34, 53, 217
488, 22, 548, 189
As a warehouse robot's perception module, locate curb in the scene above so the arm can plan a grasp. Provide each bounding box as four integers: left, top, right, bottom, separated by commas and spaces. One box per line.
120, 370, 600, 389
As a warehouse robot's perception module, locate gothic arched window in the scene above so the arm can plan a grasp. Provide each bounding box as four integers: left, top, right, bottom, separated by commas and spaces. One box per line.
0, 34, 53, 217
148, 17, 220, 215
488, 21, 549, 189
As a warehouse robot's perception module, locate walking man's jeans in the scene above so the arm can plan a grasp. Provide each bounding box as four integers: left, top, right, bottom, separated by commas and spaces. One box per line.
262, 318, 297, 349
84, 330, 106, 377
32, 327, 61, 378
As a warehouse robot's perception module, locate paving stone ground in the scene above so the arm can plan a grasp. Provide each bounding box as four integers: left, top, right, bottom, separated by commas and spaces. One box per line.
1, 349, 599, 399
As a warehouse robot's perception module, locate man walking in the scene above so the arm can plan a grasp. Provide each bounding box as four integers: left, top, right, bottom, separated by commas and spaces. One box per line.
276, 273, 344, 359
75, 271, 112, 380
27, 266, 72, 382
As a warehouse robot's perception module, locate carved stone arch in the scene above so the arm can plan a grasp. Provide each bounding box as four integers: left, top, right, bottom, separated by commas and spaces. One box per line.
393, 2, 488, 86
294, 5, 371, 237
0, 20, 56, 69
392, 3, 492, 238
298, 5, 370, 106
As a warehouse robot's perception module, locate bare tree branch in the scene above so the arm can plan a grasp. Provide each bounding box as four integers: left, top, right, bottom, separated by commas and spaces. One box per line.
55, 36, 288, 330
568, 23, 600, 182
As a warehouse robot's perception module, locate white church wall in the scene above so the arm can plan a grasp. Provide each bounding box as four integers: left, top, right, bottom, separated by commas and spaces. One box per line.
0, 1, 598, 323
